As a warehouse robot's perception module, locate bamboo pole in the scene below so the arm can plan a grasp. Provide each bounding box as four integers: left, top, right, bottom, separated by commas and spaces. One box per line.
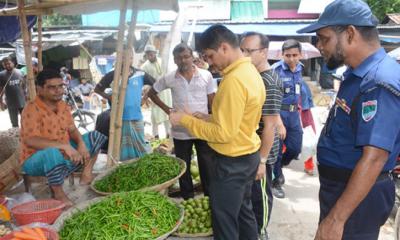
17, 0, 36, 101
37, 14, 43, 71
106, 0, 128, 167
112, 9, 138, 162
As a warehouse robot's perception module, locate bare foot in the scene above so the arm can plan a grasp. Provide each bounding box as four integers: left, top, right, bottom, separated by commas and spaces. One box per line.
79, 173, 93, 185
52, 188, 74, 209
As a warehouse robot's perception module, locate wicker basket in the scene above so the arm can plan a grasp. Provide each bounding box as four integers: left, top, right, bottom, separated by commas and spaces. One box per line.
90, 157, 186, 196
53, 195, 185, 240
11, 199, 65, 226
173, 230, 213, 238
0, 151, 20, 194
0, 228, 59, 240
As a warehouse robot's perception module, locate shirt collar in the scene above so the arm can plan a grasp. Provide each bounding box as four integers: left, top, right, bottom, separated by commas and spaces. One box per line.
222, 57, 251, 75
351, 48, 386, 79
34, 96, 66, 113
280, 60, 303, 73
174, 65, 199, 79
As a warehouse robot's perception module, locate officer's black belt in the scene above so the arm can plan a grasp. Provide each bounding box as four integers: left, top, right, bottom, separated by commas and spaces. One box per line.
281, 104, 298, 112
318, 164, 391, 183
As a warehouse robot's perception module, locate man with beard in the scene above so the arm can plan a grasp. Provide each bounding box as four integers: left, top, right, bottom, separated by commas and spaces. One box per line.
20, 70, 106, 207
297, 0, 400, 239
169, 25, 265, 239
141, 45, 172, 139
147, 43, 217, 199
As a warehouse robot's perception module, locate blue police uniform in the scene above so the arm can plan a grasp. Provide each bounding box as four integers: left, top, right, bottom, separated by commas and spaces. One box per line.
318, 48, 400, 239
272, 60, 304, 180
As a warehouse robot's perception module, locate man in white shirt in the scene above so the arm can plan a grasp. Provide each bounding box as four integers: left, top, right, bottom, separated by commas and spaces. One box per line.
147, 43, 217, 199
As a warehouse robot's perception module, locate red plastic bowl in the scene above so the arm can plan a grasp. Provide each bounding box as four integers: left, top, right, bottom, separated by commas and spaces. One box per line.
0, 227, 59, 240
11, 199, 65, 226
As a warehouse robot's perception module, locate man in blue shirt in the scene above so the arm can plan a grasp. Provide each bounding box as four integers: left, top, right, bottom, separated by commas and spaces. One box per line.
298, 0, 400, 239
271, 39, 303, 198
94, 66, 155, 160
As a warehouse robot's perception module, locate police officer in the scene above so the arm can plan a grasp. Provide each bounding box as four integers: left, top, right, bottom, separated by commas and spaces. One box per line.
271, 39, 303, 198
297, 0, 400, 239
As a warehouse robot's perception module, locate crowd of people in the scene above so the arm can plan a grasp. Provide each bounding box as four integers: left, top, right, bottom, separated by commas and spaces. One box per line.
1, 0, 399, 239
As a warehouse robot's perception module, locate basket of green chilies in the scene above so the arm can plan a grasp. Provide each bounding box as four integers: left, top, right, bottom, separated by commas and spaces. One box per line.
54, 191, 184, 240
90, 153, 186, 196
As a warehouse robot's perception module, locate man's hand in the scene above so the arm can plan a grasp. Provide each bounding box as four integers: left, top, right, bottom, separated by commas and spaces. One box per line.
169, 111, 186, 126
62, 144, 83, 165
76, 142, 90, 164
314, 216, 344, 240
255, 163, 266, 180
277, 123, 287, 140
192, 111, 211, 121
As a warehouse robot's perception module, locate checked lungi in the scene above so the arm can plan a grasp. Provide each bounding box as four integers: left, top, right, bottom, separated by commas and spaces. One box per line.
22, 131, 107, 186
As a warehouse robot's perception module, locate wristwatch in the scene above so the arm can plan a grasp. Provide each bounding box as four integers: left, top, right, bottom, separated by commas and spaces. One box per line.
260, 156, 267, 164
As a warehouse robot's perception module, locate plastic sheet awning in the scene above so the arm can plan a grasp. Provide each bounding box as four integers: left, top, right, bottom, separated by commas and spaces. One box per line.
0, 3, 36, 43
150, 23, 315, 36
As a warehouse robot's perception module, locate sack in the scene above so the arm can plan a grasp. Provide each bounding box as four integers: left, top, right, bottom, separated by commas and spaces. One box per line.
299, 126, 318, 162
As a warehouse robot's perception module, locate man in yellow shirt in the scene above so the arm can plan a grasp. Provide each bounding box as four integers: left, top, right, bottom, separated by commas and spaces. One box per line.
170, 24, 265, 240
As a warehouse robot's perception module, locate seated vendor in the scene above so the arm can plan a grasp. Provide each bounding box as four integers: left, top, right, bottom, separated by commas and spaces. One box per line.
20, 70, 107, 207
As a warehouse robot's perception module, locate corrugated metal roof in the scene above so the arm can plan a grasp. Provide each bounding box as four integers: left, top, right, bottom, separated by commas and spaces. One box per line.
231, 0, 264, 21
385, 13, 400, 25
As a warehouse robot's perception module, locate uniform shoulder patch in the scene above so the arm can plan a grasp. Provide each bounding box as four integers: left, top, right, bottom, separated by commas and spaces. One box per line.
361, 100, 377, 122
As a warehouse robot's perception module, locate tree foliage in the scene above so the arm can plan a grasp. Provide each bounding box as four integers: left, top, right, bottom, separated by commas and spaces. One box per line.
42, 14, 81, 27
366, 0, 400, 22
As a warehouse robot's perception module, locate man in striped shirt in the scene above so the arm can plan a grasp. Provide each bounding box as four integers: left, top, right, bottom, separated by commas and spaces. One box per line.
241, 32, 285, 238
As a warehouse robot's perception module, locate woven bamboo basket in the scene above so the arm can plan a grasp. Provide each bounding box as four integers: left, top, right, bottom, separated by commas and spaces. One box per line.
53, 195, 185, 240
90, 157, 186, 196
173, 230, 213, 238
0, 151, 20, 193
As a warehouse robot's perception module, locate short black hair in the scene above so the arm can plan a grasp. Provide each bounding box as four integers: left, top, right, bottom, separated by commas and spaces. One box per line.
282, 39, 302, 53
241, 32, 270, 49
36, 69, 62, 87
332, 25, 379, 42
172, 42, 193, 57
199, 24, 239, 51
2, 57, 13, 64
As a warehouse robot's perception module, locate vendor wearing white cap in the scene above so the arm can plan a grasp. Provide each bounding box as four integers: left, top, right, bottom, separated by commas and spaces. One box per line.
141, 45, 172, 139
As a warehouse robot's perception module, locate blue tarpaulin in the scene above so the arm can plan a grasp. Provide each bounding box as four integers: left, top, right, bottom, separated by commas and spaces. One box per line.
0, 3, 37, 43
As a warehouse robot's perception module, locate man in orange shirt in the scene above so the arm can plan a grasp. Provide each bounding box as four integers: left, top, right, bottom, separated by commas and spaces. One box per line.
20, 70, 106, 207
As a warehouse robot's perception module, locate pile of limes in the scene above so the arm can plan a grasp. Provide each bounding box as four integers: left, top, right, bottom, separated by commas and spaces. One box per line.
178, 197, 212, 234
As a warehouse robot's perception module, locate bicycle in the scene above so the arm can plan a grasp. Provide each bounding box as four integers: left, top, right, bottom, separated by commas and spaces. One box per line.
64, 87, 96, 134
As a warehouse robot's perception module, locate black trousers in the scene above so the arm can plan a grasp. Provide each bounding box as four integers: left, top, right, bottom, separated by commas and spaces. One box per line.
319, 174, 394, 240
8, 107, 23, 128
210, 151, 259, 240
251, 163, 273, 234
173, 138, 215, 199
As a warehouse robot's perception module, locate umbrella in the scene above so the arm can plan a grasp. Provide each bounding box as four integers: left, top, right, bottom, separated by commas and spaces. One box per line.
268, 41, 321, 60
388, 47, 400, 60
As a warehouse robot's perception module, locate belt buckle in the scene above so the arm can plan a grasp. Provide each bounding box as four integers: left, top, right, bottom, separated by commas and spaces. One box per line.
289, 105, 295, 112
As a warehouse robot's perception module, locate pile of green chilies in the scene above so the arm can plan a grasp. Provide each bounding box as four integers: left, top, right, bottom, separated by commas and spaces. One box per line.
59, 191, 181, 240
94, 153, 182, 193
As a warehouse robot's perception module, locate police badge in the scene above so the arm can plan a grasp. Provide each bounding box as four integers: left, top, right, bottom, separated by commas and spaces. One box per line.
361, 100, 377, 122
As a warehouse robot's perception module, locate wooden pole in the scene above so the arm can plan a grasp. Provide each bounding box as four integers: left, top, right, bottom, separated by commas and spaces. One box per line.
113, 8, 138, 162
37, 14, 43, 71
107, 0, 128, 166
17, 0, 36, 100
